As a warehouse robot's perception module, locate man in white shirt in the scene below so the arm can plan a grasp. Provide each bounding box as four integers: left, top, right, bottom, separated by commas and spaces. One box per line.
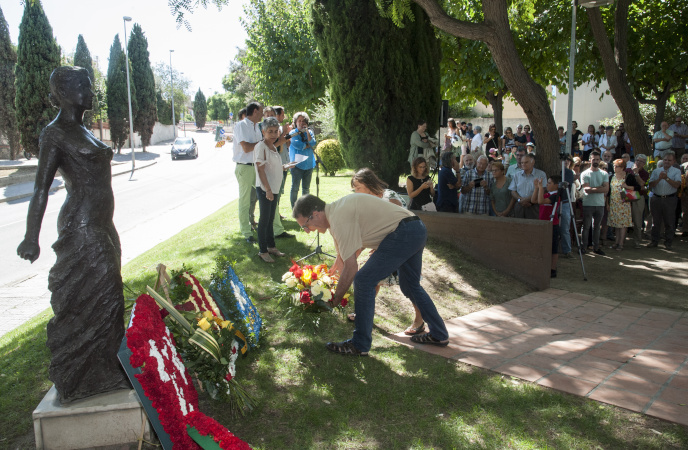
652, 121, 674, 159
647, 151, 682, 249
470, 125, 483, 158
233, 102, 264, 243
598, 126, 617, 157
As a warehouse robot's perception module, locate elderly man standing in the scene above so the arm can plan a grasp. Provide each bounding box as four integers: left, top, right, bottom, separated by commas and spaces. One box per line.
580, 151, 609, 255
461, 155, 493, 215
669, 116, 688, 159
599, 126, 617, 158
233, 102, 263, 243
647, 151, 682, 250
293, 194, 449, 355
509, 153, 547, 219
470, 125, 483, 157
653, 122, 674, 159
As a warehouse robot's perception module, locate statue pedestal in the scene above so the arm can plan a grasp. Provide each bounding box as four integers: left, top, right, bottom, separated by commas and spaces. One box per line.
33, 386, 152, 449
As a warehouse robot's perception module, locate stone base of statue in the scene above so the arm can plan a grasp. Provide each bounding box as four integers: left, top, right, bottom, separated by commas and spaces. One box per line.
33, 386, 152, 449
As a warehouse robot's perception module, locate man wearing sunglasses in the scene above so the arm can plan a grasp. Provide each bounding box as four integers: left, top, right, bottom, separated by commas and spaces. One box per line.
293, 194, 449, 356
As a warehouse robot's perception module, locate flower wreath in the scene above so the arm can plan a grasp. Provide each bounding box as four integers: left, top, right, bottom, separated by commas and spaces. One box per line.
125, 294, 250, 449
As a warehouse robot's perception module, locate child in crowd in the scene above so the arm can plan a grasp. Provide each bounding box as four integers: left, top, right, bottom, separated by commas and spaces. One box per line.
532, 175, 562, 278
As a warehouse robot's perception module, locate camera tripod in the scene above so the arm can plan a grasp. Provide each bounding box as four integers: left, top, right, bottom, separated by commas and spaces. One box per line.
297, 153, 335, 263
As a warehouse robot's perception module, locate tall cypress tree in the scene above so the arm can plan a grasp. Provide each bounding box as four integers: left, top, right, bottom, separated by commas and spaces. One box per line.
194, 89, 207, 129
127, 24, 157, 151
106, 35, 136, 152
312, 0, 441, 186
15, 0, 61, 157
73, 34, 96, 130
0, 6, 20, 160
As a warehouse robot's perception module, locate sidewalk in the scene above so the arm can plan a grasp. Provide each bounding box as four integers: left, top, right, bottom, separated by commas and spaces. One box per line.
387, 288, 688, 427
0, 153, 158, 204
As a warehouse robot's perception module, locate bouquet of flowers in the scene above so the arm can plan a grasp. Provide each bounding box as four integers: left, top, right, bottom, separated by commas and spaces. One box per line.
146, 264, 258, 416
278, 261, 350, 329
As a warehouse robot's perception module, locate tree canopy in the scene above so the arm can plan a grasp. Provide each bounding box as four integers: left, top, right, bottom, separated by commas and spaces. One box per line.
153, 61, 189, 125
241, 0, 328, 114
222, 48, 257, 118
106, 35, 136, 152
313, 0, 441, 186
15, 0, 61, 157
127, 24, 157, 151
0, 5, 20, 159
194, 88, 208, 129
73, 34, 96, 129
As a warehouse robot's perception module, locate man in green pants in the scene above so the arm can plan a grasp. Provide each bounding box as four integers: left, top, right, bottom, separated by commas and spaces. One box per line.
233, 102, 263, 243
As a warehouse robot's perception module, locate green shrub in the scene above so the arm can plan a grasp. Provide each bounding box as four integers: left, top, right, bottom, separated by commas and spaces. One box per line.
315, 139, 344, 176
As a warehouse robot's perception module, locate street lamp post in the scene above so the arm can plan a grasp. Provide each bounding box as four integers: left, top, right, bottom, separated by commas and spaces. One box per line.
170, 50, 176, 139
123, 16, 135, 175
180, 72, 186, 136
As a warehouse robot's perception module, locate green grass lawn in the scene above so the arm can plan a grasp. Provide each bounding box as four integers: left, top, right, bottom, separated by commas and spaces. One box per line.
1, 173, 687, 449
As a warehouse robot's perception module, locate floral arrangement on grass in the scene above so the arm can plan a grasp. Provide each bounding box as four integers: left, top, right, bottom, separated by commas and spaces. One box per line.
278, 261, 351, 329
147, 264, 259, 416
124, 294, 251, 449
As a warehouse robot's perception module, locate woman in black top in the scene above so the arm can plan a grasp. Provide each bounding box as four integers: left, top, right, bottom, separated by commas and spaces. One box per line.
484, 123, 499, 156
406, 156, 434, 210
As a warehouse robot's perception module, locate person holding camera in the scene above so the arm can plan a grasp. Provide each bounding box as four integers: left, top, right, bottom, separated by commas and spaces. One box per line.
288, 111, 317, 208
408, 120, 438, 170
461, 155, 493, 215
406, 157, 435, 211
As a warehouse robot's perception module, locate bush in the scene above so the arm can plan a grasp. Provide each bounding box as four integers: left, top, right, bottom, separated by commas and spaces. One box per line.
315, 139, 345, 176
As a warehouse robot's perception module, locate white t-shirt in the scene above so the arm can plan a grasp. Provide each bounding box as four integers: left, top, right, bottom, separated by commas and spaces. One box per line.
582, 133, 597, 151
471, 134, 483, 155
253, 141, 284, 193
232, 118, 262, 164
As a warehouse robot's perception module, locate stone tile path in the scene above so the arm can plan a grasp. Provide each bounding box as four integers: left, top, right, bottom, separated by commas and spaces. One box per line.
386, 288, 688, 426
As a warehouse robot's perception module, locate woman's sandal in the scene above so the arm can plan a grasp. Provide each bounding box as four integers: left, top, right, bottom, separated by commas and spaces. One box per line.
325, 340, 368, 357
258, 252, 274, 263
347, 313, 356, 322
267, 247, 285, 257
410, 332, 449, 347
403, 321, 426, 336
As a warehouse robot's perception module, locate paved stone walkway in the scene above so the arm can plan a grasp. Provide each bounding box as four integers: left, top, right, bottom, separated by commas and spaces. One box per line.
387, 288, 688, 427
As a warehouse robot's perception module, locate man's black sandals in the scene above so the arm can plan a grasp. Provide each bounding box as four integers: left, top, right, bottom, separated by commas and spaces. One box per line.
326, 340, 369, 356
410, 333, 449, 347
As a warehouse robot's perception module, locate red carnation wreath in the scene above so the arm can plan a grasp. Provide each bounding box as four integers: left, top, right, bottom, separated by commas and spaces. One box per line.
126, 294, 250, 449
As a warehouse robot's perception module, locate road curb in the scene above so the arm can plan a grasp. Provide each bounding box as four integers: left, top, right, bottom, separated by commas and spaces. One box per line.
0, 161, 158, 204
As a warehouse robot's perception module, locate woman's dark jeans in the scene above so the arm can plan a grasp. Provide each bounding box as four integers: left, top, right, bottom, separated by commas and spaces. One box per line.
256, 187, 279, 253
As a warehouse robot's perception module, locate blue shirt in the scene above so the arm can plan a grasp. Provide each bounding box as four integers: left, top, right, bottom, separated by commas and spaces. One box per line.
437, 166, 459, 208
289, 129, 316, 170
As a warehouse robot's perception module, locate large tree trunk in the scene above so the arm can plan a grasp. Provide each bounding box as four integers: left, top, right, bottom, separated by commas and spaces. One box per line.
414, 0, 561, 176
640, 86, 672, 132
587, 1, 651, 157
485, 91, 505, 134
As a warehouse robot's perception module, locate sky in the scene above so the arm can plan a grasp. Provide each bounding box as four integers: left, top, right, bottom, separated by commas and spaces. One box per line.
3, 0, 250, 99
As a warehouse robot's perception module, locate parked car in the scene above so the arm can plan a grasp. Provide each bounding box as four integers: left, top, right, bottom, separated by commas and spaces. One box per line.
171, 137, 198, 160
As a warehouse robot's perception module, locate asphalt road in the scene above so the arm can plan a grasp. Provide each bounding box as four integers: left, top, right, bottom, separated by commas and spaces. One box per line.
0, 131, 238, 336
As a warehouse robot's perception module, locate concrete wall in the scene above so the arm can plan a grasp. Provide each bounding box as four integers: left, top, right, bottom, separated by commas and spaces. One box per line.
91, 122, 176, 149
415, 211, 552, 290
465, 80, 619, 132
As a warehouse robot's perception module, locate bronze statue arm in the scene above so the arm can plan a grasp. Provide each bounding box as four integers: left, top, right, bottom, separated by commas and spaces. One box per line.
17, 138, 60, 263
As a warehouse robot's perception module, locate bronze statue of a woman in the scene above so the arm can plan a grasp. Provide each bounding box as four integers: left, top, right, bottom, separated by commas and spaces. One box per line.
17, 66, 129, 403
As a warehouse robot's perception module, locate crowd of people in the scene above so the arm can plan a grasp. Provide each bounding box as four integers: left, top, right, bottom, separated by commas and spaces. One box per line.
407, 116, 688, 277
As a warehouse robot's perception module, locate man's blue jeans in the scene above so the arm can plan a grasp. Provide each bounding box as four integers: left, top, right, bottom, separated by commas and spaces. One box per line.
351, 218, 448, 352
290, 167, 313, 207
559, 201, 572, 254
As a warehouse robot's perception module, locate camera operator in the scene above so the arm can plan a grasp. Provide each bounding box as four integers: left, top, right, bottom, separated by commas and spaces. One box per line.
288, 112, 317, 208
408, 120, 438, 170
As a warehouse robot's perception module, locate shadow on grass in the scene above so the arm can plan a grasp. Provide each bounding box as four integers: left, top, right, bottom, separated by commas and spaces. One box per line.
201, 319, 687, 449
